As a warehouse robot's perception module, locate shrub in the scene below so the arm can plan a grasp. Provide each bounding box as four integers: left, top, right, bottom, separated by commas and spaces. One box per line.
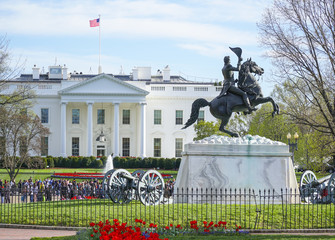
113, 156, 121, 168
95, 159, 103, 168
48, 157, 55, 168
176, 158, 181, 169
27, 156, 46, 169
82, 157, 92, 168
164, 158, 174, 170
100, 156, 107, 167
71, 157, 80, 168
158, 158, 165, 169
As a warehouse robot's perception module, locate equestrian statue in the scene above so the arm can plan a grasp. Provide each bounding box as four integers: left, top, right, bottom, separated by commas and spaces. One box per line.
182, 47, 279, 137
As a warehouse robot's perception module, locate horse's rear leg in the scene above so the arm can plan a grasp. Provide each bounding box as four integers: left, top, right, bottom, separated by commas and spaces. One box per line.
219, 115, 239, 137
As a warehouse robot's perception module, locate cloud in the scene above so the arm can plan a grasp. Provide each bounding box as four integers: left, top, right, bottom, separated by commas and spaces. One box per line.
1, 0, 265, 41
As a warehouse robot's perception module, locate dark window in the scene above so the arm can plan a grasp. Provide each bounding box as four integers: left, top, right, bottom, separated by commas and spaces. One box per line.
97, 109, 105, 124
154, 138, 161, 157
41, 108, 49, 123
122, 138, 130, 156
175, 138, 183, 157
154, 110, 161, 125
72, 137, 79, 156
123, 110, 130, 124
72, 109, 80, 124
176, 110, 183, 125
197, 110, 205, 123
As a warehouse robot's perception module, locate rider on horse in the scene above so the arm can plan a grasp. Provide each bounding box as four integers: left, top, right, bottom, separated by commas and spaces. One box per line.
217, 55, 257, 114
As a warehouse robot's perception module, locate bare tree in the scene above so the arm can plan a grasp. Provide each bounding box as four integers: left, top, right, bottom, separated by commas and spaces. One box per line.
258, 0, 335, 143
0, 35, 34, 106
0, 102, 50, 181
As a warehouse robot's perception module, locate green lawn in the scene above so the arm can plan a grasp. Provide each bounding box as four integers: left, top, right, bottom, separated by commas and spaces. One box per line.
0, 168, 178, 182
2, 196, 335, 230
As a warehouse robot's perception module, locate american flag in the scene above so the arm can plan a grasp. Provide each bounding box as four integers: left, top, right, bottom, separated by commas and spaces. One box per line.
90, 18, 100, 27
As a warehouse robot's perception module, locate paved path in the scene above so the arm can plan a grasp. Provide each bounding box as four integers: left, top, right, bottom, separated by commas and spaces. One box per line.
0, 228, 77, 240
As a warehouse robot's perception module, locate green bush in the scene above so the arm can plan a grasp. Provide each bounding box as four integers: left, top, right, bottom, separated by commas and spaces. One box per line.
48, 157, 55, 168
151, 158, 158, 168
93, 159, 103, 168
100, 156, 107, 167
71, 157, 80, 168
176, 158, 181, 169
82, 157, 91, 168
113, 156, 121, 168
158, 158, 165, 169
164, 158, 174, 170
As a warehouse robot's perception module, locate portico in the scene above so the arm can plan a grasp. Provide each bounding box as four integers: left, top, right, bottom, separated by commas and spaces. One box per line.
58, 74, 149, 157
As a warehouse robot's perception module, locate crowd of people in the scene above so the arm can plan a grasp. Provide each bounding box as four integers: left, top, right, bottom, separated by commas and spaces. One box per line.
0, 177, 176, 204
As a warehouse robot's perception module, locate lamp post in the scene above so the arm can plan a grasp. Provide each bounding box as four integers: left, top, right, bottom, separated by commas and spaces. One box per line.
287, 132, 299, 165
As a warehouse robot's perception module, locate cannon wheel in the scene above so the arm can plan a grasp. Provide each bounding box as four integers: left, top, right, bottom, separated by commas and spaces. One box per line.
327, 173, 335, 203
137, 170, 165, 206
108, 169, 133, 204
299, 170, 317, 203
132, 169, 145, 179
102, 169, 116, 199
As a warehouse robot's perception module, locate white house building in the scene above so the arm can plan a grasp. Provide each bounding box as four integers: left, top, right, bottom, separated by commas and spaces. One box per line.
7, 65, 219, 158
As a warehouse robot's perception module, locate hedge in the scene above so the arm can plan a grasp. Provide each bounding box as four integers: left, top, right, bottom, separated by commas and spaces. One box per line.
16, 155, 182, 169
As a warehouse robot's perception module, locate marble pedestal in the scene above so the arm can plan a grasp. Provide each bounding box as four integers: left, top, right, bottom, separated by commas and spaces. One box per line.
174, 135, 298, 203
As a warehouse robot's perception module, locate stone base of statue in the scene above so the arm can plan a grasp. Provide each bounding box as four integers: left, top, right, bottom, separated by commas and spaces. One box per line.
173, 135, 298, 204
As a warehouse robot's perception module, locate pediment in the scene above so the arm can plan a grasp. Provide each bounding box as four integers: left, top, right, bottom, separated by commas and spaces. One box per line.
59, 74, 148, 96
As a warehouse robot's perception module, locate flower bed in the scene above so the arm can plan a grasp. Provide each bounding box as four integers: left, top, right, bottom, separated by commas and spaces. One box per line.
88, 219, 248, 239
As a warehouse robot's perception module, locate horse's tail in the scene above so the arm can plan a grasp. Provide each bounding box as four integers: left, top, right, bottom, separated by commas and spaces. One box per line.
182, 98, 209, 129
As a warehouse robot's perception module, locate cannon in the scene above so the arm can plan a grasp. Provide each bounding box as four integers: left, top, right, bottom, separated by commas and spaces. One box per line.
299, 170, 335, 204
102, 169, 165, 206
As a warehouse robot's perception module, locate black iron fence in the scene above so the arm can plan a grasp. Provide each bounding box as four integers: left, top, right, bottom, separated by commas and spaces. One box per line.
0, 188, 334, 230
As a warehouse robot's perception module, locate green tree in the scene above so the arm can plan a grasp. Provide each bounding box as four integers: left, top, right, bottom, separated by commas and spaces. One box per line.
193, 120, 223, 141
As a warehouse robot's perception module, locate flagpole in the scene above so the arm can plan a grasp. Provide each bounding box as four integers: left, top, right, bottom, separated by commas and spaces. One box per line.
98, 14, 102, 74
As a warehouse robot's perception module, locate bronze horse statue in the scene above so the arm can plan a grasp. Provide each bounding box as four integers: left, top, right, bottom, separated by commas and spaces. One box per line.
182, 59, 279, 137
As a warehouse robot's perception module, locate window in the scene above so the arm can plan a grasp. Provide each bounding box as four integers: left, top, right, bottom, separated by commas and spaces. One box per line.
97, 145, 105, 157
198, 110, 205, 123
72, 137, 79, 156
72, 109, 80, 124
41, 108, 49, 123
154, 138, 161, 157
122, 138, 130, 157
123, 110, 130, 124
173, 87, 187, 91
194, 87, 208, 91
176, 110, 183, 125
19, 136, 27, 157
151, 86, 165, 91
97, 109, 105, 124
41, 137, 48, 156
175, 138, 183, 157
154, 110, 161, 125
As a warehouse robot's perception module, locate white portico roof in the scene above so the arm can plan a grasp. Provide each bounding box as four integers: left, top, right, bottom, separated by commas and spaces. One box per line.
58, 74, 149, 103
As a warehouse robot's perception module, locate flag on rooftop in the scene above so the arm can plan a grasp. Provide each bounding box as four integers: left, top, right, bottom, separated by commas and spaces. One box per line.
90, 18, 100, 27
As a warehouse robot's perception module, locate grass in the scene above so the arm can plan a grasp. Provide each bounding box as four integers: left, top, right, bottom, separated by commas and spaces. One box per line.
0, 168, 178, 182
1, 196, 335, 230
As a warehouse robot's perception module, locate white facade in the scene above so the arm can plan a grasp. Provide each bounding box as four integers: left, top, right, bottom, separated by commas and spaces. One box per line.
9, 65, 219, 158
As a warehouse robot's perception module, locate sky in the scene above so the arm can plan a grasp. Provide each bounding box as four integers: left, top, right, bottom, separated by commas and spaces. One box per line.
1, 0, 275, 96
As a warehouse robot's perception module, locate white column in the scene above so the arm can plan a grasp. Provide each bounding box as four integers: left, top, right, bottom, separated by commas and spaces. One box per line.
87, 101, 94, 156
60, 101, 67, 157
140, 102, 147, 158
113, 102, 120, 156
